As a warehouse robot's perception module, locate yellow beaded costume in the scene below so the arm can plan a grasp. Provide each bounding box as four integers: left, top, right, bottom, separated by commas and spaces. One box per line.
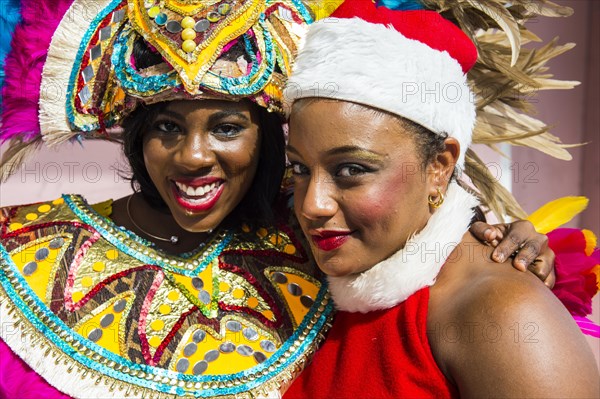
0, 196, 333, 397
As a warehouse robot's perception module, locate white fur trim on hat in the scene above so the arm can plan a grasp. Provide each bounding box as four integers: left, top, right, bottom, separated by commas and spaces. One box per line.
285, 18, 476, 167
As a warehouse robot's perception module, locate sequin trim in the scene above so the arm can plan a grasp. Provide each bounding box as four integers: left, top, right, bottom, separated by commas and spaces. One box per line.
64, 194, 232, 276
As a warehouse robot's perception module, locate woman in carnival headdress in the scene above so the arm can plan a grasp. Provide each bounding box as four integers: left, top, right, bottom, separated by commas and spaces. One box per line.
283, 1, 599, 397
0, 0, 582, 398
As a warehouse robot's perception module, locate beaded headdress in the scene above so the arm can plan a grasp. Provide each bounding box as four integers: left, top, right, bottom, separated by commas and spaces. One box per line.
0, 0, 342, 179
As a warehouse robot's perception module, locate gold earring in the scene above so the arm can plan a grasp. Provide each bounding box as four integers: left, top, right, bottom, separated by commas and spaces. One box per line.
428, 188, 444, 208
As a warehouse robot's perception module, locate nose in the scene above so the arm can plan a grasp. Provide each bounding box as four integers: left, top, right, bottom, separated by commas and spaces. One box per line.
173, 132, 215, 172
298, 173, 338, 221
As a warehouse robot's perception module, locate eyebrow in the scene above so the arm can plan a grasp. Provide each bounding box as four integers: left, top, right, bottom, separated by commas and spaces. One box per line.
158, 108, 251, 125
287, 144, 384, 160
207, 110, 251, 126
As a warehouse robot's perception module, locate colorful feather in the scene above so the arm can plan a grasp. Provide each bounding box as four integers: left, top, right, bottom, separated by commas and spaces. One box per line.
527, 196, 589, 234
1, 0, 75, 143
0, 0, 22, 103
376, 0, 426, 11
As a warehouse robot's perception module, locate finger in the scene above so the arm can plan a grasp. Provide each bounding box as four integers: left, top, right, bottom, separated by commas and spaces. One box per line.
513, 241, 542, 272
524, 254, 550, 283
543, 269, 556, 289
492, 231, 523, 265
470, 222, 498, 243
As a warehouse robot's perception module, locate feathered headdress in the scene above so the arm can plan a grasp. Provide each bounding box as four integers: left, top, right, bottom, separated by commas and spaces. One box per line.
0, 0, 343, 180
411, 0, 578, 220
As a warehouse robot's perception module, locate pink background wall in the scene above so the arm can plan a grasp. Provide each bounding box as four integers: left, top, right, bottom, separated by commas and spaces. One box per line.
1, 0, 598, 367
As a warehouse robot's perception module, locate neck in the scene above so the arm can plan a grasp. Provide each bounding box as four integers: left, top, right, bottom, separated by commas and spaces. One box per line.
111, 194, 213, 254
327, 182, 479, 313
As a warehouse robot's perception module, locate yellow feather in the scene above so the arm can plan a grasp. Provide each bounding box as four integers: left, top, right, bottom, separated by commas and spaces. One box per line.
305, 0, 344, 20
527, 196, 589, 234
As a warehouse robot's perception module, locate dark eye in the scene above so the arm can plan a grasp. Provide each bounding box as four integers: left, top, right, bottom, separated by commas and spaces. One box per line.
289, 162, 309, 176
337, 164, 368, 177
212, 124, 242, 138
154, 121, 181, 133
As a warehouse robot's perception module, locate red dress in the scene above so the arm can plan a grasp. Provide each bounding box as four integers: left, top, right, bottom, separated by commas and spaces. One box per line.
285, 288, 458, 399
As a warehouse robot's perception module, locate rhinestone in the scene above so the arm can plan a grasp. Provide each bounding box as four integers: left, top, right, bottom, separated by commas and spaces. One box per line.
49, 237, 65, 249
271, 272, 287, 284
194, 19, 210, 32
183, 342, 197, 357
155, 12, 168, 25
81, 65, 94, 83
300, 295, 314, 308
192, 330, 206, 343
191, 277, 204, 290
260, 340, 276, 353
169, 236, 179, 244
225, 320, 242, 332
242, 327, 258, 341
237, 345, 253, 356
88, 328, 103, 342
198, 290, 211, 305
207, 11, 220, 23
218, 3, 231, 15
112, 9, 125, 23
219, 342, 235, 353
148, 6, 160, 18
113, 299, 127, 313
99, 26, 112, 41
204, 349, 219, 362
100, 313, 114, 328
166, 20, 182, 33
192, 329, 206, 343
287, 283, 302, 296
35, 247, 50, 261
176, 358, 189, 373
192, 360, 208, 375
253, 351, 267, 363
23, 262, 38, 276
78, 85, 91, 104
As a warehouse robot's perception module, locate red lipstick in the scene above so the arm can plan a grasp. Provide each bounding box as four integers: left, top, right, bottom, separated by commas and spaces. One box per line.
171, 177, 224, 212
310, 230, 353, 251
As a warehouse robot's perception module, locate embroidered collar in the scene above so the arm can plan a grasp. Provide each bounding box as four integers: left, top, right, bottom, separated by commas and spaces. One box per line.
327, 182, 478, 313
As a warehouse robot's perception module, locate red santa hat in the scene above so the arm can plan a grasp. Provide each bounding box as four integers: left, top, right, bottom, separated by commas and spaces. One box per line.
285, 1, 478, 167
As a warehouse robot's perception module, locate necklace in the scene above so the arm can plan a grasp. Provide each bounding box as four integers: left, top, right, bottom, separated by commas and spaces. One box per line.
126, 194, 179, 244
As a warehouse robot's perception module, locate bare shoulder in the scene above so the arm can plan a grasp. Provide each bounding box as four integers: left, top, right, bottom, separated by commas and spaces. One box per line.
428, 233, 599, 398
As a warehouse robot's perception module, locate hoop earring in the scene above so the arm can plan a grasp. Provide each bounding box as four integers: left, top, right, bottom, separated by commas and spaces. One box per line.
428, 188, 445, 209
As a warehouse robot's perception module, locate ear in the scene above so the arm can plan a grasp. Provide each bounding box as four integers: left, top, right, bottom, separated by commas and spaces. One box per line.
426, 137, 460, 197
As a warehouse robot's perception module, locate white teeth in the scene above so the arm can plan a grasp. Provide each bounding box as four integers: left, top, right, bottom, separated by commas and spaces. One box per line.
176, 181, 220, 197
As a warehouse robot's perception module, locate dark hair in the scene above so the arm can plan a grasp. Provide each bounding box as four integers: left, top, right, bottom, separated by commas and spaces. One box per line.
122, 102, 286, 226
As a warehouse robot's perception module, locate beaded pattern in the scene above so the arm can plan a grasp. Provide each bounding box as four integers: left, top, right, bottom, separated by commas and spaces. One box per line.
64, 0, 314, 136
0, 196, 334, 397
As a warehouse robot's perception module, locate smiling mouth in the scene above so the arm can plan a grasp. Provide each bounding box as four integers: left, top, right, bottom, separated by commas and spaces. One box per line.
171, 179, 224, 212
